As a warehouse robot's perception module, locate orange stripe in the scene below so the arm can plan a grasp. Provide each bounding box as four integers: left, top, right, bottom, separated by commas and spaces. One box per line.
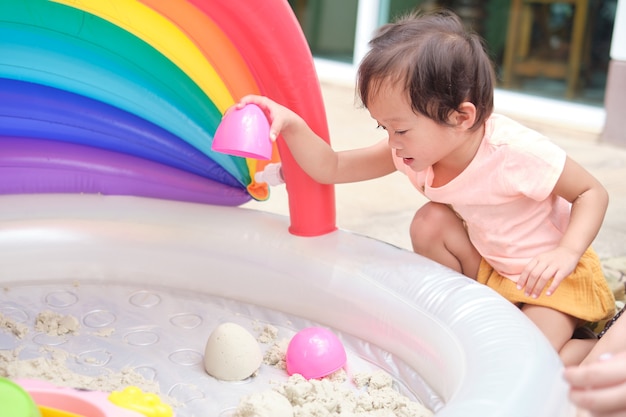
140, 0, 275, 199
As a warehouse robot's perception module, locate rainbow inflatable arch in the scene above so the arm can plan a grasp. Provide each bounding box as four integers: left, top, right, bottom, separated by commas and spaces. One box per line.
0, 1, 574, 416
0, 0, 334, 236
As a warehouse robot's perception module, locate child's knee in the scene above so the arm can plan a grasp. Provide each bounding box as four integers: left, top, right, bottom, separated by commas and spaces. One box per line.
410, 202, 461, 246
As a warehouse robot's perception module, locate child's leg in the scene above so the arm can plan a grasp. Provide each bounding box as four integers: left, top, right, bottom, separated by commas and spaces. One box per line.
581, 307, 626, 365
410, 202, 482, 278
522, 304, 596, 366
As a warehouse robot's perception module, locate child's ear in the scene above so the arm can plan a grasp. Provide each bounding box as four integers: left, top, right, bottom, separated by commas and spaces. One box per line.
451, 102, 477, 129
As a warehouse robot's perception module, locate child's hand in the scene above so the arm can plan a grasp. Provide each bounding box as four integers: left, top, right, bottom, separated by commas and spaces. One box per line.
564, 351, 626, 417
516, 246, 580, 298
234, 95, 302, 142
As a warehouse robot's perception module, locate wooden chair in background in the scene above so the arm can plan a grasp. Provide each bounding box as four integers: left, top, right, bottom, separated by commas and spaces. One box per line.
502, 0, 594, 98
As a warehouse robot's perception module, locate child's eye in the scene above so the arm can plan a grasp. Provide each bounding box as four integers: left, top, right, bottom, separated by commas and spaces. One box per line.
376, 124, 386, 131
395, 130, 408, 135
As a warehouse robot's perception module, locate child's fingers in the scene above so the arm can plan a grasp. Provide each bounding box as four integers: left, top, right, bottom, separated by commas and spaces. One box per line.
565, 353, 626, 389
237, 94, 259, 104
568, 382, 626, 415
238, 95, 278, 121
520, 264, 547, 297
545, 273, 566, 296
233, 95, 291, 143
528, 278, 548, 298
238, 94, 274, 109
519, 258, 566, 298
532, 259, 573, 297
516, 267, 531, 292
530, 267, 562, 298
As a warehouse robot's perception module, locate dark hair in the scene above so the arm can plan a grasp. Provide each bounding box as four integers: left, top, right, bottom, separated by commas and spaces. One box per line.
357, 10, 495, 130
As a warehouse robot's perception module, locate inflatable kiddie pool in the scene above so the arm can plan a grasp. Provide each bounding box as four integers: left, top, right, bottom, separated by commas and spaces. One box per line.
0, 194, 573, 416
0, 1, 574, 416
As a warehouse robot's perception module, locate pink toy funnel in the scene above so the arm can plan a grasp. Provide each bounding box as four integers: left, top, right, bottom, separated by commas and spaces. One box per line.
212, 104, 272, 160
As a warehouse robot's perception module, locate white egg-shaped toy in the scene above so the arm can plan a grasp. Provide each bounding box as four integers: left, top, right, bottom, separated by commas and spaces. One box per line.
204, 322, 263, 381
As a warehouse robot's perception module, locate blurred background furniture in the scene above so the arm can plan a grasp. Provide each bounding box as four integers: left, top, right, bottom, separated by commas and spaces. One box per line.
502, 0, 594, 98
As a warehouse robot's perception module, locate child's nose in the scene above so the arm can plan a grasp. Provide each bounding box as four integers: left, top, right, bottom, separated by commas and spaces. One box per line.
387, 135, 402, 149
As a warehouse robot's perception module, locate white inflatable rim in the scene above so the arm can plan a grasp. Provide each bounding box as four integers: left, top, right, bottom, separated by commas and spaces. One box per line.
0, 194, 573, 416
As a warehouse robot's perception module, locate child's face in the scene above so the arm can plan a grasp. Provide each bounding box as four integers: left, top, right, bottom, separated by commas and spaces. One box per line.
367, 81, 473, 173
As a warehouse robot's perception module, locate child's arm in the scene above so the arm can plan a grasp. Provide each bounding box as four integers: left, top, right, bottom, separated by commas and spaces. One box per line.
236, 95, 396, 184
517, 156, 609, 298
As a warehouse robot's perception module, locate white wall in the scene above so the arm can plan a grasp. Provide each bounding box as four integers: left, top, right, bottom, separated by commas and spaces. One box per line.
611, 0, 626, 60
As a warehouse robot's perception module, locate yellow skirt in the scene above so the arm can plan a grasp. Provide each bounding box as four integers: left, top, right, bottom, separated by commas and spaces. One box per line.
477, 247, 616, 323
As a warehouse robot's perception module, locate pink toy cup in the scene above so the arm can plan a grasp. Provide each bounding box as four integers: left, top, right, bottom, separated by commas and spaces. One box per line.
286, 327, 347, 379
211, 103, 272, 160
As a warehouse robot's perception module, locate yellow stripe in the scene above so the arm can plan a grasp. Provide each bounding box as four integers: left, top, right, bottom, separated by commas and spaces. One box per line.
52, 0, 233, 113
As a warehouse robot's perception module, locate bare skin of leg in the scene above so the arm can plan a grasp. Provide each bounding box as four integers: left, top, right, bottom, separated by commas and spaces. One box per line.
580, 309, 626, 365
522, 304, 596, 366
411, 202, 594, 365
561, 338, 597, 367
410, 202, 481, 278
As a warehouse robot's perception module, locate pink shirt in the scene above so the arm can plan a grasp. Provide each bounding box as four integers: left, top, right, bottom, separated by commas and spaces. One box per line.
393, 114, 570, 282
